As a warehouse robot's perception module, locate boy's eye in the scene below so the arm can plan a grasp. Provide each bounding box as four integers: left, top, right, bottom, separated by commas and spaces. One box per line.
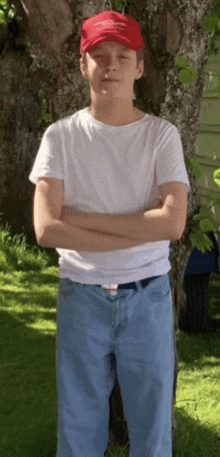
93, 54, 129, 60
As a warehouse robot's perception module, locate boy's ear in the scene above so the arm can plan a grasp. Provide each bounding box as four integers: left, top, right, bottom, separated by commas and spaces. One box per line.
80, 55, 88, 80
135, 59, 144, 80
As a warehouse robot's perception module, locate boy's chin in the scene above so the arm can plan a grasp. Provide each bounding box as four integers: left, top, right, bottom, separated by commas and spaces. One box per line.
99, 88, 124, 98
101, 90, 119, 96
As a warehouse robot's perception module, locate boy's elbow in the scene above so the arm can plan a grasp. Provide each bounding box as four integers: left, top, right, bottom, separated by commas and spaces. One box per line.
169, 219, 186, 241
35, 224, 50, 247
35, 231, 46, 247
170, 230, 183, 241
35, 219, 65, 248
37, 235, 49, 248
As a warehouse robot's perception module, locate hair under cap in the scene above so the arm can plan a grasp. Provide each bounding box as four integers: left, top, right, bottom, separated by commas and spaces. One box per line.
80, 11, 145, 53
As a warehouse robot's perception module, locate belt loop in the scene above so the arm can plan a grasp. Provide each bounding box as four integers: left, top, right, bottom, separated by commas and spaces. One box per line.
135, 280, 143, 293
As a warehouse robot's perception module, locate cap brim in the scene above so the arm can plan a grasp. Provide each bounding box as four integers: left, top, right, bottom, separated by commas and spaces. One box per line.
82, 33, 141, 52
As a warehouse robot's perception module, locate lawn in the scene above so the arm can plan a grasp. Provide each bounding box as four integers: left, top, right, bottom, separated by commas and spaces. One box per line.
0, 224, 220, 457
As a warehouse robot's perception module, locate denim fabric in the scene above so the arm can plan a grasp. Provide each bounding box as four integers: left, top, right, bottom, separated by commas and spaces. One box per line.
56, 274, 174, 457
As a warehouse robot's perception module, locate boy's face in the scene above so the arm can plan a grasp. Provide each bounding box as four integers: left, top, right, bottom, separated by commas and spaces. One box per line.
80, 41, 144, 100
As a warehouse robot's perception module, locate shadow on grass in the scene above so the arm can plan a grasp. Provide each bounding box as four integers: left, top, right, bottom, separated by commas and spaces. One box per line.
209, 279, 220, 319
0, 269, 59, 319
176, 329, 220, 367
173, 408, 220, 457
176, 279, 220, 368
0, 307, 57, 457
0, 264, 58, 457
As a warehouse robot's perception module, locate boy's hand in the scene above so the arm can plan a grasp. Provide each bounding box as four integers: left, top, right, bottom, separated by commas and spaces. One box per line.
147, 198, 163, 210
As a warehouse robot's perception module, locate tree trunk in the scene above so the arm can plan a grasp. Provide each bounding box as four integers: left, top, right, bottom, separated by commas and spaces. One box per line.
0, 0, 213, 455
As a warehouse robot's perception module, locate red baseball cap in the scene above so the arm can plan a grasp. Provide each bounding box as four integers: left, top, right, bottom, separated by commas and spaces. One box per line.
80, 11, 145, 53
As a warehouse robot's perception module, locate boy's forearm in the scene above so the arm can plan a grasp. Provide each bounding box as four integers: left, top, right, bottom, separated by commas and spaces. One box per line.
39, 219, 139, 252
61, 208, 176, 243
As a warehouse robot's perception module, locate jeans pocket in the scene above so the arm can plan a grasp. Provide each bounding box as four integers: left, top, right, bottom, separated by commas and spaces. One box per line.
150, 274, 170, 300
59, 277, 76, 298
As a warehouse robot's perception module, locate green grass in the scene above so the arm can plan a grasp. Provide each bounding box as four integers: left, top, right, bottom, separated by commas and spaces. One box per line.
0, 223, 220, 457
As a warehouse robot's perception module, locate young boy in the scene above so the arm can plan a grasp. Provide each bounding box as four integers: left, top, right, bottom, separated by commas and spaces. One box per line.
29, 10, 190, 457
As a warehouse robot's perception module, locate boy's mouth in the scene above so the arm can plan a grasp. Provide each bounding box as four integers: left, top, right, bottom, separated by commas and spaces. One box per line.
102, 79, 119, 82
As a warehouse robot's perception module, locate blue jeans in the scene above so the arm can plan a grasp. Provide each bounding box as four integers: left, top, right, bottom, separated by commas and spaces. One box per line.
56, 274, 174, 457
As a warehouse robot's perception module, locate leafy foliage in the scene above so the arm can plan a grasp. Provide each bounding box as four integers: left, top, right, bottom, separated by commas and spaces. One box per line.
213, 167, 220, 187
112, 0, 124, 9
215, 74, 220, 96
191, 200, 220, 252
175, 55, 198, 85
0, 0, 16, 24
203, 14, 220, 35
185, 157, 202, 180
193, 206, 216, 224
189, 230, 214, 253
204, 0, 220, 53
194, 207, 216, 235
177, 1, 220, 253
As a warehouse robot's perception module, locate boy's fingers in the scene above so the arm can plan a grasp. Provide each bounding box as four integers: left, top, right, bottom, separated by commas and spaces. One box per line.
155, 199, 163, 209
152, 199, 161, 208
147, 198, 163, 210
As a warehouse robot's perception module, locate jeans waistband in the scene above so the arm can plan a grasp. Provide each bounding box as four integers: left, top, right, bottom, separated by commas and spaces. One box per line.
99, 276, 160, 291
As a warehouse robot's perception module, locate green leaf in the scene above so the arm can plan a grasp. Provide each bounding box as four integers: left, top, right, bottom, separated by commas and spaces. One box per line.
194, 205, 216, 221
112, 0, 124, 8
189, 231, 213, 253
180, 68, 198, 85
185, 157, 201, 178
203, 15, 218, 34
199, 218, 216, 232
192, 161, 201, 179
0, 1, 17, 23
175, 54, 198, 85
185, 157, 191, 167
214, 75, 220, 98
211, 196, 220, 206
8, 6, 16, 19
213, 168, 220, 187
179, 68, 198, 85
0, 4, 6, 24
175, 55, 190, 69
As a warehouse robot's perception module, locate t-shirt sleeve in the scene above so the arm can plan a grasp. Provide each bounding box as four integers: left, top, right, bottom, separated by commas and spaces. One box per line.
155, 122, 190, 192
29, 121, 64, 185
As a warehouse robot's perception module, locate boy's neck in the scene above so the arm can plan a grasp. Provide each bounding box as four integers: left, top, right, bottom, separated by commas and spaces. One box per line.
88, 100, 145, 126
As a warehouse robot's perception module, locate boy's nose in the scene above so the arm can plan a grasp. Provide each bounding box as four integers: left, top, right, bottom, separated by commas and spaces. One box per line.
104, 55, 118, 70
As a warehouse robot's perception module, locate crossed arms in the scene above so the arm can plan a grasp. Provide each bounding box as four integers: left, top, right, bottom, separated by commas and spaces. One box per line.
33, 177, 187, 252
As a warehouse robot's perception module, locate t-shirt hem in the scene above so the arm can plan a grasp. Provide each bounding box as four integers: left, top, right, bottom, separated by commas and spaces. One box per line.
58, 264, 171, 285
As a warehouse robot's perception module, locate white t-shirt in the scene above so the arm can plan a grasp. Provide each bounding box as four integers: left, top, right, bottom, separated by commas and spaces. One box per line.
29, 107, 190, 284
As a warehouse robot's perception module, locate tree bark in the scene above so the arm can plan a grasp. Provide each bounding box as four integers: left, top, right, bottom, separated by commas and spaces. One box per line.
0, 0, 213, 455
17, 0, 73, 57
